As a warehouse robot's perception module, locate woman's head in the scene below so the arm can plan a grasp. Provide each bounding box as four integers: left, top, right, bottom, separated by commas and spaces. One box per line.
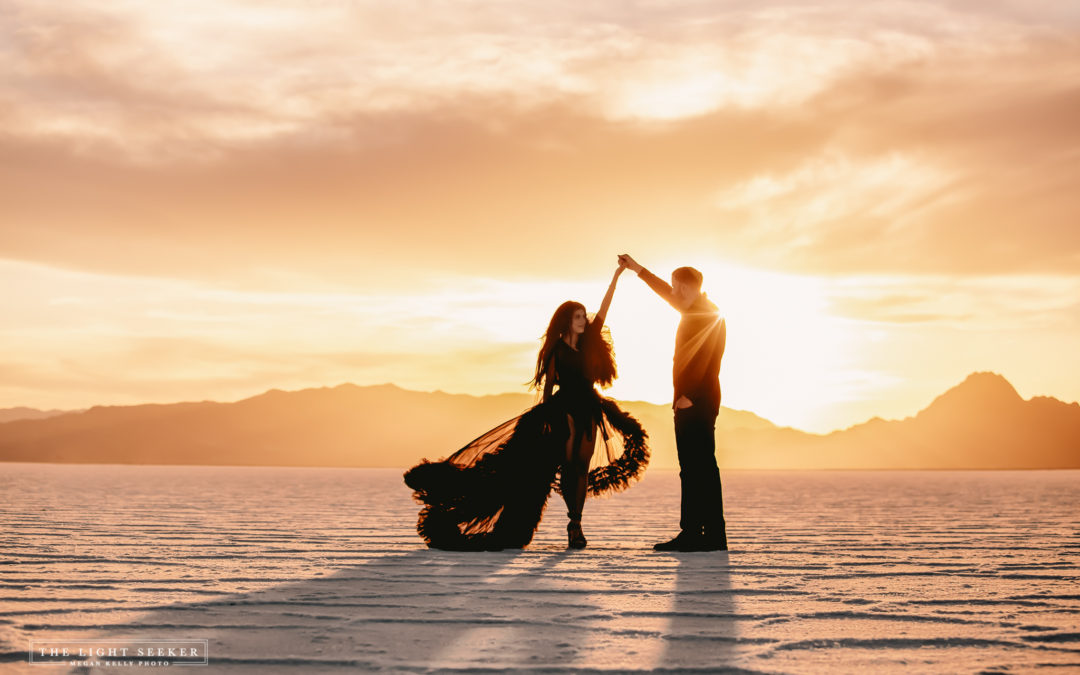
532, 301, 584, 389
547, 301, 587, 340
531, 300, 617, 390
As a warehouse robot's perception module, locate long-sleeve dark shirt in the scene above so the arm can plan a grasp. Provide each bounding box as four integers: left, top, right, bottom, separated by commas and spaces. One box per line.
638, 268, 726, 414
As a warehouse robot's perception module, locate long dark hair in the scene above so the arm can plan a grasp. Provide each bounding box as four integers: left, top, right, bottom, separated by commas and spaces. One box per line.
532, 301, 617, 390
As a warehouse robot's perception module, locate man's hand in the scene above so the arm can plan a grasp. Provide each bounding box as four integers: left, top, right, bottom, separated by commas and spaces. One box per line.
618, 253, 643, 273
674, 396, 693, 409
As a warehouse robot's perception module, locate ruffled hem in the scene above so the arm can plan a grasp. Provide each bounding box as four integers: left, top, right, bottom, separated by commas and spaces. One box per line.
553, 397, 650, 498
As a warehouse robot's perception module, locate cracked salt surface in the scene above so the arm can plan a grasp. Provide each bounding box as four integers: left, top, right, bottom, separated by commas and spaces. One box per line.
1, 464, 1078, 673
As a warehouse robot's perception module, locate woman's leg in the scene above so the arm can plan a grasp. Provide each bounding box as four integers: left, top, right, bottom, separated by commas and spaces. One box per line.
560, 414, 578, 517
564, 420, 596, 548
570, 423, 596, 518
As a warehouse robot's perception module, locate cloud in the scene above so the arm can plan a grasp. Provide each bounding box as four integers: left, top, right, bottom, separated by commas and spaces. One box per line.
0, 259, 583, 407
710, 32, 1080, 274
822, 275, 1080, 327
5, 76, 1076, 287
714, 151, 960, 254
0, 335, 538, 411
3, 0, 1077, 282
4, 0, 1073, 149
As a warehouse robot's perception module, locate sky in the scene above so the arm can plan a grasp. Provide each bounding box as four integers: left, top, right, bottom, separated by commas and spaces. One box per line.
2, 0, 1078, 432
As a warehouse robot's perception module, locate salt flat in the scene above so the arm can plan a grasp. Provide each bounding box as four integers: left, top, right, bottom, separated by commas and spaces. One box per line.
1, 464, 1078, 673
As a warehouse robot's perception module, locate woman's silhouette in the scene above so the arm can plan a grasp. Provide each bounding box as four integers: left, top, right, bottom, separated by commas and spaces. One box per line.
404, 263, 649, 550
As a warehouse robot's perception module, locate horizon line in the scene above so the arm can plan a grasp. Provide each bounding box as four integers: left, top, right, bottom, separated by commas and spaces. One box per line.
3, 371, 1074, 436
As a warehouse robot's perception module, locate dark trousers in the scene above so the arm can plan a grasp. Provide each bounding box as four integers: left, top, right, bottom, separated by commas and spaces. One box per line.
674, 406, 726, 537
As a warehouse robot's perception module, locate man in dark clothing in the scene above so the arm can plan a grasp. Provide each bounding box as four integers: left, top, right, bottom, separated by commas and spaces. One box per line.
618, 254, 728, 552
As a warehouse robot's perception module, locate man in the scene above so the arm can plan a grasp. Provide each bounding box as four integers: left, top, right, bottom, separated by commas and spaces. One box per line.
618, 254, 728, 552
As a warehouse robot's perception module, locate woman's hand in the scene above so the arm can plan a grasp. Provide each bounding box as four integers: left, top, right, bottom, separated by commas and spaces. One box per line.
613, 257, 630, 278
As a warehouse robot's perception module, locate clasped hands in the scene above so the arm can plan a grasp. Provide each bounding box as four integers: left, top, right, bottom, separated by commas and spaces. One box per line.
617, 253, 642, 273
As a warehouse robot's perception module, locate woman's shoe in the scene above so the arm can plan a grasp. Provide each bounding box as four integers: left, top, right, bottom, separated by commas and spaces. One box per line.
567, 519, 587, 549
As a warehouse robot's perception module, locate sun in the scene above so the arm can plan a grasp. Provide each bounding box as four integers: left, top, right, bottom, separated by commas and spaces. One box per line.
603, 260, 860, 432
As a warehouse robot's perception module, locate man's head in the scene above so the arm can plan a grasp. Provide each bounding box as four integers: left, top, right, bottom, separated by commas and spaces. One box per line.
670, 266, 703, 309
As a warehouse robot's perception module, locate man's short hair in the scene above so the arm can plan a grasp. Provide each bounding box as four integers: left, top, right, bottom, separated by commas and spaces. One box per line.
672, 266, 703, 291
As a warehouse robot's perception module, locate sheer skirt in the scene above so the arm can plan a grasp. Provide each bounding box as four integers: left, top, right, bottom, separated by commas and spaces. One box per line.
403, 393, 649, 550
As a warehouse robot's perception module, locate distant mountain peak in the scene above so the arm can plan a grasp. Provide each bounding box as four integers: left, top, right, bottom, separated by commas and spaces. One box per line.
955, 371, 1020, 398
923, 372, 1022, 417
962, 371, 1011, 384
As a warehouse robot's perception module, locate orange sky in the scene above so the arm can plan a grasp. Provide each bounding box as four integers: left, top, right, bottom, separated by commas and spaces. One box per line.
2, 0, 1078, 432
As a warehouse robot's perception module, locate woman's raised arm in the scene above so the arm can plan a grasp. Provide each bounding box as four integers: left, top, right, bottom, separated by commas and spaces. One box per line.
593, 264, 626, 330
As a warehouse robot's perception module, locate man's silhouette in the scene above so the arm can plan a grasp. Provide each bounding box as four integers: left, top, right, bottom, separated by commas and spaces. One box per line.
618, 254, 727, 551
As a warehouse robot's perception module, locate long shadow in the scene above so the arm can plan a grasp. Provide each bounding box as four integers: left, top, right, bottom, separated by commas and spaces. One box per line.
658, 551, 739, 672
66, 549, 532, 673
425, 549, 606, 668
66, 547, 613, 673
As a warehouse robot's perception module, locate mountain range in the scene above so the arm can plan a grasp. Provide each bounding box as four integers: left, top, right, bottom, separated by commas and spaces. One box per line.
0, 372, 1076, 469
0, 407, 72, 424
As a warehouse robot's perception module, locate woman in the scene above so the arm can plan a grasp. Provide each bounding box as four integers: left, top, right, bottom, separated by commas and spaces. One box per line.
404, 264, 649, 550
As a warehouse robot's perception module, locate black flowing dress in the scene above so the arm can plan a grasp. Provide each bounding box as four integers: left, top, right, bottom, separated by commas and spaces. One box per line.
403, 340, 649, 550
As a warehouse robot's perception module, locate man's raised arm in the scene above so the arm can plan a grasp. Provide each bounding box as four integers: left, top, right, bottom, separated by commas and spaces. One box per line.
618, 253, 681, 311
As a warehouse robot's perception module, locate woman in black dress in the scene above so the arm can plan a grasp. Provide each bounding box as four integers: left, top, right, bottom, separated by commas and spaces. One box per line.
404, 263, 649, 550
